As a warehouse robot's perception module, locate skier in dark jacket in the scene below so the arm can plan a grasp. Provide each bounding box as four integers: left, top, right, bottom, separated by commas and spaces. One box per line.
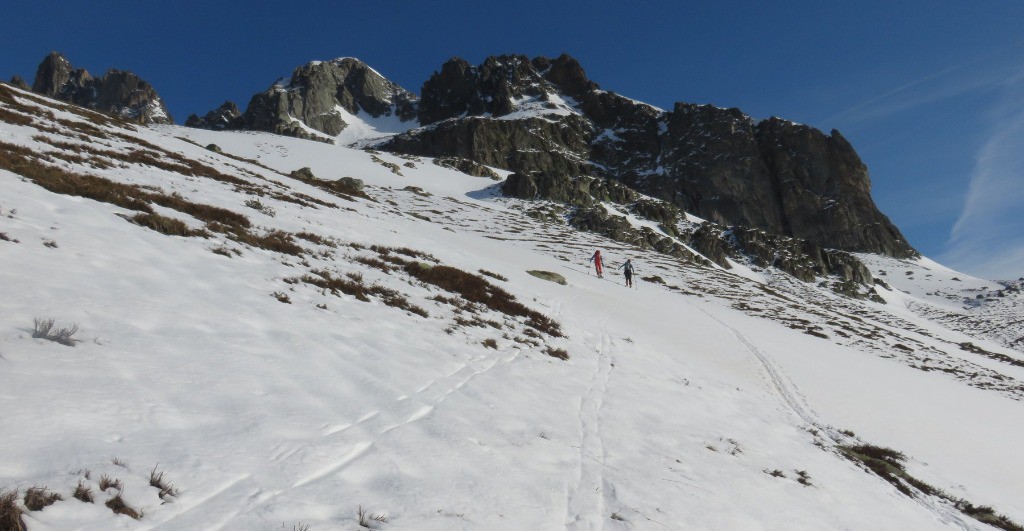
590, 250, 606, 278
620, 259, 636, 288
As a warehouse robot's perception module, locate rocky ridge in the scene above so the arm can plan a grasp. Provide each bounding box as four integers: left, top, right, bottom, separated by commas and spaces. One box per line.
28, 52, 172, 124
191, 53, 913, 276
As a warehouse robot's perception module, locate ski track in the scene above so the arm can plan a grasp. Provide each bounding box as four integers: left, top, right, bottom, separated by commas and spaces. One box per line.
688, 302, 977, 531
565, 296, 620, 530
155, 347, 522, 525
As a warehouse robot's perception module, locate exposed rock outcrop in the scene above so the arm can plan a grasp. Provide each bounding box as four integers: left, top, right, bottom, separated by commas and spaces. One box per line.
385, 115, 593, 175
227, 58, 417, 142
30, 52, 173, 124
8, 76, 29, 91
185, 101, 241, 130
432, 157, 500, 179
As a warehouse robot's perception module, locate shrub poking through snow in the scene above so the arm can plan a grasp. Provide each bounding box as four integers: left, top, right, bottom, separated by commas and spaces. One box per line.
478, 269, 508, 282
357, 505, 388, 528
299, 270, 428, 317
130, 212, 202, 237
403, 262, 562, 337
98, 475, 122, 492
545, 347, 570, 360
0, 489, 26, 531
149, 465, 179, 500
73, 480, 94, 503
32, 317, 79, 346
482, 338, 498, 349
106, 492, 142, 519
840, 444, 1023, 530
23, 486, 62, 511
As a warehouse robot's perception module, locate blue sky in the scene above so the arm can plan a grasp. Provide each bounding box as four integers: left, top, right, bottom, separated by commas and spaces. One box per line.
2, 0, 1023, 279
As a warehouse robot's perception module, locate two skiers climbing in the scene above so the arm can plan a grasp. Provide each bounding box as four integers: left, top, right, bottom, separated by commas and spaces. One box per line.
590, 250, 636, 288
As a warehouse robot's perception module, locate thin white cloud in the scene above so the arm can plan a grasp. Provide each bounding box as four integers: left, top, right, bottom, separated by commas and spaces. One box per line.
939, 72, 1024, 280
820, 44, 1024, 127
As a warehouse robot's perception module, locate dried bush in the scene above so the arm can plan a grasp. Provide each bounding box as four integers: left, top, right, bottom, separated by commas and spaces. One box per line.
0, 489, 26, 531
32, 317, 79, 346
73, 480, 94, 503
482, 338, 498, 349
404, 263, 562, 337
478, 269, 508, 282
23, 486, 62, 511
98, 475, 122, 492
149, 465, 179, 499
131, 212, 202, 237
545, 347, 569, 360
295, 231, 335, 247
357, 505, 388, 527
106, 493, 141, 519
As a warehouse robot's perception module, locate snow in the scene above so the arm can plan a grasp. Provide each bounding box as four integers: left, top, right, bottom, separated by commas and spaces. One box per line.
328, 105, 417, 146
493, 93, 577, 122
1, 87, 1023, 529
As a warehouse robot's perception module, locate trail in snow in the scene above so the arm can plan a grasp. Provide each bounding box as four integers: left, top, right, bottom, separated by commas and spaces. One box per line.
155, 348, 522, 529
565, 296, 621, 530
686, 302, 976, 531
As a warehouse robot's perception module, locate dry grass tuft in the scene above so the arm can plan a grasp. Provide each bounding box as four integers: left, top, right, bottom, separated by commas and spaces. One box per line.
32, 317, 79, 346
403, 263, 562, 337
130, 212, 204, 237
73, 480, 94, 503
0, 488, 26, 531
98, 474, 123, 492
149, 465, 179, 500
23, 486, 62, 511
545, 347, 570, 360
105, 493, 142, 519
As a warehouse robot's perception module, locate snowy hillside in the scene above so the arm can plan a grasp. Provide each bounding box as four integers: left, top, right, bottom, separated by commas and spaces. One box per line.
1, 83, 1023, 530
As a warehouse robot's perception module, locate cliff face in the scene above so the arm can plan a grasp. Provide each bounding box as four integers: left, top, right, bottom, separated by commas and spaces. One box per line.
30, 52, 172, 124
381, 54, 915, 258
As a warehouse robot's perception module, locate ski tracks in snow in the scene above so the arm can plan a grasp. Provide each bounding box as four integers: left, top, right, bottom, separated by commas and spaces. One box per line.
565, 298, 621, 530
154, 348, 521, 529
285, 347, 523, 489
689, 303, 976, 531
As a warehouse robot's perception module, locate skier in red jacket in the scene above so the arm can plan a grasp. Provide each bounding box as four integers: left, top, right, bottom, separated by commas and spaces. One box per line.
590, 250, 605, 278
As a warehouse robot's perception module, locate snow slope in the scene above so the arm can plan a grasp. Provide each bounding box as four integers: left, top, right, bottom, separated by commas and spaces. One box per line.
2, 85, 1023, 530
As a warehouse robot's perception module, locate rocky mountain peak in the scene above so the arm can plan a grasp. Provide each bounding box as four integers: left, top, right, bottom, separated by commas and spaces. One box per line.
533, 53, 599, 99
227, 57, 417, 141
32, 51, 76, 96
418, 54, 595, 125
27, 52, 172, 124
